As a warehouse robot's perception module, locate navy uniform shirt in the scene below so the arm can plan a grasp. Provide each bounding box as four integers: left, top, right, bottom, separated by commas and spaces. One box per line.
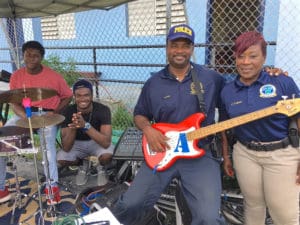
220, 71, 300, 143
134, 62, 225, 146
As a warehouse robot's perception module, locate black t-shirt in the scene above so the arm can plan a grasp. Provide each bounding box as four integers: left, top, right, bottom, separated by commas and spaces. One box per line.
61, 102, 111, 140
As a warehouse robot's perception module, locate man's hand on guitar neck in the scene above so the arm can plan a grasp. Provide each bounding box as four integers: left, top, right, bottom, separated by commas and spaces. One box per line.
143, 126, 170, 152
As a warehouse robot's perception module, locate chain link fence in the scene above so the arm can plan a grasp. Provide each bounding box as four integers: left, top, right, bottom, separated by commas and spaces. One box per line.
0, 0, 299, 133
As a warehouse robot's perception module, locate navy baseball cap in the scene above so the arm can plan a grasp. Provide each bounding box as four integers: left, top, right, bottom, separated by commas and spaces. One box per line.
167, 24, 195, 43
73, 79, 93, 93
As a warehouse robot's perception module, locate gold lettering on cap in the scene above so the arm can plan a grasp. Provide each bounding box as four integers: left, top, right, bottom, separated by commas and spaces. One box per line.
174, 26, 192, 36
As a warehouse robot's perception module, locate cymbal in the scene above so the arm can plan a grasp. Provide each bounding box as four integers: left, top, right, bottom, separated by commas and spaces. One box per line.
0, 88, 57, 103
0, 126, 30, 137
16, 114, 65, 128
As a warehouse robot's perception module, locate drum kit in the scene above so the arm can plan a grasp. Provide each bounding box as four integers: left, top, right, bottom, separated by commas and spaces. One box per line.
0, 87, 65, 225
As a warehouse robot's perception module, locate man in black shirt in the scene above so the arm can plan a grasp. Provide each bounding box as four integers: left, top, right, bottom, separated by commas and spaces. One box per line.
57, 79, 114, 186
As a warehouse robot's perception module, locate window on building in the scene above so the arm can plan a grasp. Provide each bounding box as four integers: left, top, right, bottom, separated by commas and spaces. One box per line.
128, 0, 187, 37
41, 13, 76, 40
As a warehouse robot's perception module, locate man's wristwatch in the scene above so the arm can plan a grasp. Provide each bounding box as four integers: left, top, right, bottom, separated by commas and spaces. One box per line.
82, 122, 91, 131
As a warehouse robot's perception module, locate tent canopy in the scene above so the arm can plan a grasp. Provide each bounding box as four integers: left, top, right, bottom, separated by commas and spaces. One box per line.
0, 0, 135, 18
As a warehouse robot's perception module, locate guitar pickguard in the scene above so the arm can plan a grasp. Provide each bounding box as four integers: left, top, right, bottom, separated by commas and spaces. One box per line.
144, 126, 204, 171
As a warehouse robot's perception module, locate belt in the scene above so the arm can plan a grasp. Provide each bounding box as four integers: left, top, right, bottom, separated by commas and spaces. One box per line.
31, 107, 54, 112
239, 137, 290, 151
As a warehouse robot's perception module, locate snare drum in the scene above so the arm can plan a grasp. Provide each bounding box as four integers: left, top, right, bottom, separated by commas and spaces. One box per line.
0, 135, 32, 156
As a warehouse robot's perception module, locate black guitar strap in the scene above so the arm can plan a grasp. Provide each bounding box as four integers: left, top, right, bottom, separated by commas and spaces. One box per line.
191, 67, 206, 115
191, 67, 222, 158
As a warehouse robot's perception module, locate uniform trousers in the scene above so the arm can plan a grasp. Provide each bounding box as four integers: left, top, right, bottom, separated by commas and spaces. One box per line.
233, 141, 300, 225
112, 151, 225, 225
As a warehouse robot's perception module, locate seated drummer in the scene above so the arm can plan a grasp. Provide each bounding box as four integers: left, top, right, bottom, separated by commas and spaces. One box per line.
57, 79, 114, 186
0, 41, 72, 205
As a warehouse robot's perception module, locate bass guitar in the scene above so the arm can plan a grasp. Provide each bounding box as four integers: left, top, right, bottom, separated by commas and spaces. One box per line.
142, 98, 300, 171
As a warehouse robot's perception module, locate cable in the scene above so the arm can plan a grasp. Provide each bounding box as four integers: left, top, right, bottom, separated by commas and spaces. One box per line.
154, 205, 165, 225
52, 214, 85, 225
80, 189, 104, 216
53, 213, 110, 225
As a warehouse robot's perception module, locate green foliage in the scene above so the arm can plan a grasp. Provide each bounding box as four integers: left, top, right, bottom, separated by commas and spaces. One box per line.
112, 105, 134, 130
42, 54, 81, 87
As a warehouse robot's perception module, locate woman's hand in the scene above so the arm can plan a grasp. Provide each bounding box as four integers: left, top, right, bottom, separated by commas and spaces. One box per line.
223, 155, 235, 177
296, 163, 300, 185
264, 66, 288, 76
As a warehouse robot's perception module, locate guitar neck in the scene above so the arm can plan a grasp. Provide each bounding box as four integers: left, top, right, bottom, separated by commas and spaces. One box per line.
187, 105, 277, 141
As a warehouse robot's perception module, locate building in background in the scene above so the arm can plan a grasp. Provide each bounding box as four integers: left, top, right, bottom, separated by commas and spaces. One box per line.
0, 0, 299, 106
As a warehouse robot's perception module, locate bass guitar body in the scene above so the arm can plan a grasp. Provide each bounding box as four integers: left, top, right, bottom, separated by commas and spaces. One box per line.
142, 113, 206, 172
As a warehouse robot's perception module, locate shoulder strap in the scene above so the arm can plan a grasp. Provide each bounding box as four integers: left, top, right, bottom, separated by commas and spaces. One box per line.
191, 68, 206, 115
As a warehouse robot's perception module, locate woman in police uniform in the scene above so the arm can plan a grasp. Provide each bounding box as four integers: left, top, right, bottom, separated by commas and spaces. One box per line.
220, 31, 300, 225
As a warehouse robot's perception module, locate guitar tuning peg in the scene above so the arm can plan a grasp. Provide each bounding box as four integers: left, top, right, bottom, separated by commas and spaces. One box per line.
281, 96, 288, 101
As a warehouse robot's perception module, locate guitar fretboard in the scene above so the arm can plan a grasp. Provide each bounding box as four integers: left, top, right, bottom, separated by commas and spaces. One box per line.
186, 104, 288, 141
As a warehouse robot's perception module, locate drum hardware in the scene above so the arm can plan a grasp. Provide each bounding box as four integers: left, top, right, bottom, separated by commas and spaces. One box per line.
17, 118, 46, 225
0, 134, 37, 156
0, 135, 36, 224
19, 141, 61, 222
19, 115, 64, 223
0, 139, 19, 156
0, 126, 31, 156
16, 114, 65, 129
0, 88, 57, 103
9, 156, 29, 225
1, 87, 60, 224
0, 128, 37, 224
16, 113, 64, 216
39, 126, 60, 218
0, 126, 30, 137
17, 96, 46, 225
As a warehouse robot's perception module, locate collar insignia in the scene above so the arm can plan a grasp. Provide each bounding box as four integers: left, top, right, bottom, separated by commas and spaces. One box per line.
191, 82, 204, 95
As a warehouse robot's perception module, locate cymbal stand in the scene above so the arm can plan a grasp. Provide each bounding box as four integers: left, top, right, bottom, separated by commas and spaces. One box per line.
18, 117, 45, 225
8, 153, 28, 224
0, 141, 31, 224
39, 125, 59, 217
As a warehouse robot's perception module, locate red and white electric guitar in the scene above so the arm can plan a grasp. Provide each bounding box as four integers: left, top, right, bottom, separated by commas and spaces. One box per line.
142, 98, 300, 172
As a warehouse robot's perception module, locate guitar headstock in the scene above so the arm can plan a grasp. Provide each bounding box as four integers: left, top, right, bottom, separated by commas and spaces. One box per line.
275, 98, 300, 116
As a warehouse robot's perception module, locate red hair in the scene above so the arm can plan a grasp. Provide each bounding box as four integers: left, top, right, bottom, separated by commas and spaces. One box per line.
234, 31, 267, 57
